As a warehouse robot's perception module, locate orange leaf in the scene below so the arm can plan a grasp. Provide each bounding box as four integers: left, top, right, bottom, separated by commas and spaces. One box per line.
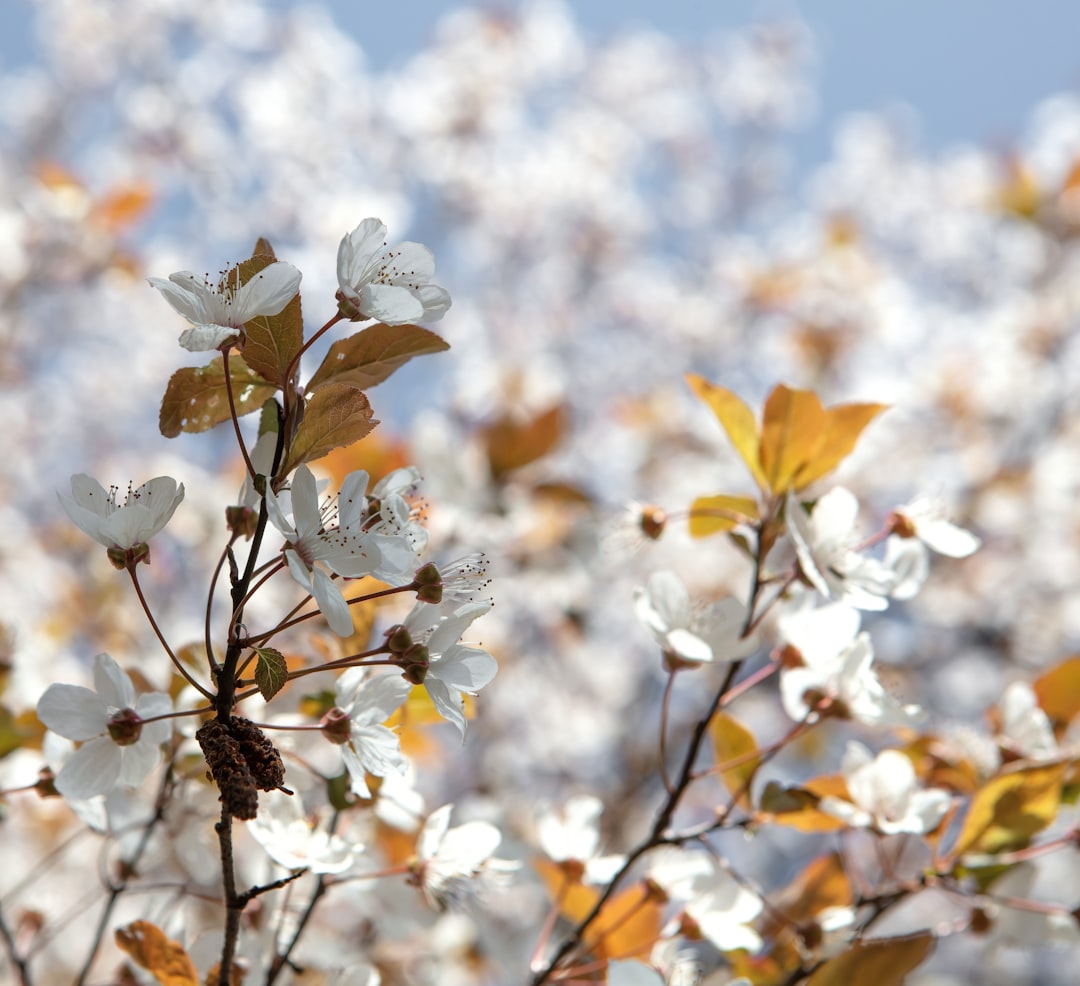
279, 384, 378, 475
533, 859, 661, 961
688, 494, 760, 538
1033, 656, 1080, 731
951, 762, 1065, 857
759, 385, 826, 494
711, 712, 761, 809
805, 933, 934, 986
483, 405, 566, 478
115, 921, 198, 986
766, 853, 852, 936
92, 181, 154, 233
685, 374, 766, 490
794, 402, 888, 490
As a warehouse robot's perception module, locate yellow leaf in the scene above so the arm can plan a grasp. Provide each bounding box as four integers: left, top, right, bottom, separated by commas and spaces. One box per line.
115, 921, 198, 986
805, 934, 934, 986
1033, 656, 1080, 731
793, 402, 889, 490
952, 763, 1065, 856
711, 712, 761, 809
685, 374, 766, 490
688, 494, 760, 538
759, 385, 827, 494
758, 777, 849, 833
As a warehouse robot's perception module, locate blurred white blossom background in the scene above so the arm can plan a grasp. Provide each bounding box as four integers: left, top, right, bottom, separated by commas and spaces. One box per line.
5, 1, 1080, 983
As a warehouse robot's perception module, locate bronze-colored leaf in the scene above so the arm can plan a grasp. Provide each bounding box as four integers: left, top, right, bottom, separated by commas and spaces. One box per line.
483, 405, 566, 478
159, 355, 277, 438
805, 934, 934, 986
280, 383, 378, 474
307, 322, 449, 392
235, 254, 303, 387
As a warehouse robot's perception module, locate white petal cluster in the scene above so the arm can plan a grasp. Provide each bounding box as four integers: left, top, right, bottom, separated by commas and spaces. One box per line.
777, 602, 922, 726
59, 474, 184, 552
36, 653, 171, 800
266, 465, 414, 636
413, 804, 516, 910
148, 262, 302, 351
332, 669, 412, 798
536, 794, 625, 884
401, 600, 498, 736
337, 218, 451, 325
247, 789, 358, 875
787, 488, 896, 610
886, 496, 981, 600
633, 571, 758, 668
820, 742, 951, 835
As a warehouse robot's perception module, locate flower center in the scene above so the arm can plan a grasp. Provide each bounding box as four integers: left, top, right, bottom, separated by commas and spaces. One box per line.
106, 708, 144, 746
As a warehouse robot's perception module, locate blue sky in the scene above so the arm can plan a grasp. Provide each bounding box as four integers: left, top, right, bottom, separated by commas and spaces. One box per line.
3, 0, 1077, 171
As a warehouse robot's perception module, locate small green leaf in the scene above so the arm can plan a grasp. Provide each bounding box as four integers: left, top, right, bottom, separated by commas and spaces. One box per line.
159, 355, 277, 438
280, 384, 378, 474
253, 647, 288, 702
327, 770, 356, 812
307, 322, 450, 392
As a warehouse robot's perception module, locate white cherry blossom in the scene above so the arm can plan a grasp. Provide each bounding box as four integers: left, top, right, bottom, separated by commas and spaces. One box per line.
36, 653, 171, 800
633, 570, 758, 668
327, 669, 412, 797
266, 465, 386, 636
59, 474, 184, 555
777, 602, 922, 726
820, 742, 951, 835
247, 789, 358, 875
411, 803, 516, 910
787, 488, 896, 610
400, 601, 497, 736
147, 261, 302, 351
997, 681, 1058, 760
536, 794, 625, 884
337, 218, 451, 324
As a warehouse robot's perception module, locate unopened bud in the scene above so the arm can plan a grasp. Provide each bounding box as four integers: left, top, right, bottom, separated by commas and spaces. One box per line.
402, 645, 430, 684
226, 505, 259, 539
639, 505, 667, 541
414, 563, 443, 604
385, 624, 413, 654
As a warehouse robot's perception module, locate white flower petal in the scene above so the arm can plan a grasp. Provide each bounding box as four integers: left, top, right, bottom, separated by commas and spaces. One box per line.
37, 684, 107, 740
56, 738, 121, 800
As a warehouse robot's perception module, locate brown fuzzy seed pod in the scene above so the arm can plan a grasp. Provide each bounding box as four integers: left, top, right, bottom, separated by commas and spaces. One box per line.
196, 720, 259, 821
228, 716, 286, 792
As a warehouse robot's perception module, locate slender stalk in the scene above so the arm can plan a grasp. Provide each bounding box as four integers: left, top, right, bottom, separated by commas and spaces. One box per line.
222, 346, 257, 481
129, 568, 214, 700
73, 765, 174, 986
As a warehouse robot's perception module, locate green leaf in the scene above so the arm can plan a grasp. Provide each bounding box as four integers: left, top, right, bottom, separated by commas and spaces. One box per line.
236, 254, 304, 388
253, 647, 287, 702
159, 355, 277, 438
280, 383, 378, 474
307, 322, 450, 392
327, 770, 356, 811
